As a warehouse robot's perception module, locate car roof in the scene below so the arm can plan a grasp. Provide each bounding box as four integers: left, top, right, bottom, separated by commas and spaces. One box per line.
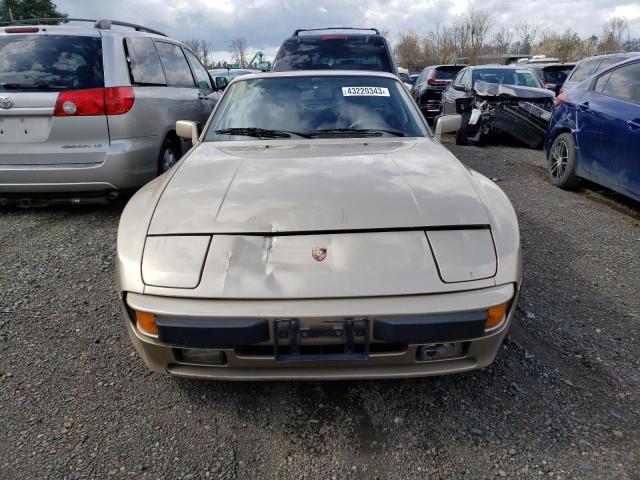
581, 51, 640, 62
0, 19, 169, 40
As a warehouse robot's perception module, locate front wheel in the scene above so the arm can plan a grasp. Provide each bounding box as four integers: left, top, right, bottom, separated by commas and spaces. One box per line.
158, 137, 180, 175
455, 112, 470, 146
548, 133, 580, 189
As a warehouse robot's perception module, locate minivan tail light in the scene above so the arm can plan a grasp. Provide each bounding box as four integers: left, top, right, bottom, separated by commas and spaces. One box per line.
104, 87, 135, 115
54, 87, 135, 117
54, 88, 105, 116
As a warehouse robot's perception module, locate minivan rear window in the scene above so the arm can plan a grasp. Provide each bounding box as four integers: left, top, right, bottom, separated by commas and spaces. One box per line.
0, 35, 103, 91
273, 36, 392, 73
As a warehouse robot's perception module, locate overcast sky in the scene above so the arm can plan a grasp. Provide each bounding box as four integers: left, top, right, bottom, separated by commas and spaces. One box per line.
56, 0, 640, 61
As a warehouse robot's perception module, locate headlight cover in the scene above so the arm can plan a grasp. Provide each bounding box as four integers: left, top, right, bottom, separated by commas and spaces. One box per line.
426, 229, 497, 283
142, 236, 211, 289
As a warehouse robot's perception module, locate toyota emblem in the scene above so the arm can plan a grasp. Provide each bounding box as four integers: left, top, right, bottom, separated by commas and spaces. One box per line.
0, 96, 13, 109
312, 247, 327, 262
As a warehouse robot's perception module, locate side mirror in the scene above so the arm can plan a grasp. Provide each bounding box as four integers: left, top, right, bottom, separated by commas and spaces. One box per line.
215, 76, 228, 91
433, 114, 462, 142
453, 83, 466, 92
176, 120, 200, 146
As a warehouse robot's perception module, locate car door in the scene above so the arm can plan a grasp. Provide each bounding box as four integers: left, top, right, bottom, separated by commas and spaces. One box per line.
576, 61, 640, 198
153, 41, 201, 129
183, 49, 218, 125
442, 68, 469, 114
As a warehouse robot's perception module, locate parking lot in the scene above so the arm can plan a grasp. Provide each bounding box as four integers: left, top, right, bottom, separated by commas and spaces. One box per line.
0, 138, 638, 479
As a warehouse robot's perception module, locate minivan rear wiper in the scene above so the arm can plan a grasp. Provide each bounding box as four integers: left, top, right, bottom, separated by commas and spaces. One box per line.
215, 127, 311, 139
306, 128, 405, 137
0, 82, 69, 90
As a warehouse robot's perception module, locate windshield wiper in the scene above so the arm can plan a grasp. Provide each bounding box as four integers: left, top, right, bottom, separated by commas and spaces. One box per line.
306, 128, 405, 137
215, 127, 311, 139
0, 82, 69, 90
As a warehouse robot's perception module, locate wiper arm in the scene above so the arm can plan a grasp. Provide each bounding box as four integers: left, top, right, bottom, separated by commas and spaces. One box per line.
1, 82, 68, 90
307, 128, 405, 137
214, 127, 311, 139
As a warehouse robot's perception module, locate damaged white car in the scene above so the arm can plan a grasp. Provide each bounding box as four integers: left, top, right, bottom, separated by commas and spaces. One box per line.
117, 71, 522, 381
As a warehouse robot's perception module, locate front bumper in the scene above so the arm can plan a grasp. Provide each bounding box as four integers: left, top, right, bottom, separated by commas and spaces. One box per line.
0, 137, 159, 194
123, 283, 519, 381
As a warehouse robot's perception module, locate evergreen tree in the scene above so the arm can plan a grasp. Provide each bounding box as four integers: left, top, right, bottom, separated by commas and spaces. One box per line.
0, 0, 67, 23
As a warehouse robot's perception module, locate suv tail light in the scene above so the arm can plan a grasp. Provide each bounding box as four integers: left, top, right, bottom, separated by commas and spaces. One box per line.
54, 87, 135, 117
427, 70, 449, 87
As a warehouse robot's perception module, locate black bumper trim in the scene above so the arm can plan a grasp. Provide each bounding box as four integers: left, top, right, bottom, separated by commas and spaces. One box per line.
156, 316, 269, 348
373, 311, 486, 343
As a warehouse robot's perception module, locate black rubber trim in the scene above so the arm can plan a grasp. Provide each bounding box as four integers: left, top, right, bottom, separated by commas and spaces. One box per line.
156, 316, 269, 348
373, 311, 486, 343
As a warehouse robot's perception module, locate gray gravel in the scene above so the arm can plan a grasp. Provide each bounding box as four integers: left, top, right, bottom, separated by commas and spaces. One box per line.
1, 138, 639, 479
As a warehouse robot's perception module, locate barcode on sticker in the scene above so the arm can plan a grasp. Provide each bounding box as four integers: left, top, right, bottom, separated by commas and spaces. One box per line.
342, 87, 390, 97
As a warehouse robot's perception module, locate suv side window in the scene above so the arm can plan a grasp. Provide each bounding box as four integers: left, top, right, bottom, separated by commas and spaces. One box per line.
595, 62, 640, 103
184, 50, 212, 91
154, 42, 195, 88
125, 37, 166, 85
569, 59, 599, 83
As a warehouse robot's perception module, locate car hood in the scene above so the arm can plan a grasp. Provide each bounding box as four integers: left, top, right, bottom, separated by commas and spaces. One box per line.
473, 80, 555, 100
147, 138, 491, 235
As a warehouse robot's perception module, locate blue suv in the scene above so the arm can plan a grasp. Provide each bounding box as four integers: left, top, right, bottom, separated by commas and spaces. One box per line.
544, 56, 640, 201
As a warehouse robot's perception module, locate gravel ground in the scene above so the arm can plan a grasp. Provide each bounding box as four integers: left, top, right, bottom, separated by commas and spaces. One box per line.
1, 138, 639, 479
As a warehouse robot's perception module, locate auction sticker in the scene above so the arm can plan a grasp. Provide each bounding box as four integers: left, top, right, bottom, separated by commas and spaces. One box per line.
342, 87, 390, 97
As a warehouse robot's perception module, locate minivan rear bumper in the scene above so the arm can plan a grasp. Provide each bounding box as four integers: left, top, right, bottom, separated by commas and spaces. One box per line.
0, 137, 159, 194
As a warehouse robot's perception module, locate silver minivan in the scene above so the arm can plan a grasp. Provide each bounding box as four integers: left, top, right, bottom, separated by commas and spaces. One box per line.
0, 19, 219, 204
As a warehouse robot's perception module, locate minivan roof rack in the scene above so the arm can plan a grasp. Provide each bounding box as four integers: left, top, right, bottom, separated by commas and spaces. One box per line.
292, 27, 380, 36
0, 17, 167, 37
94, 19, 167, 37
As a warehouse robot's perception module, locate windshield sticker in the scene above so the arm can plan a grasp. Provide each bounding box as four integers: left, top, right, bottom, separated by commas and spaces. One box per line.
342, 87, 390, 97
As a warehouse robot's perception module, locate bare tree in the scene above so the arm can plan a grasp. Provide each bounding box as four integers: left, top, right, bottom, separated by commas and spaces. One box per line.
183, 39, 212, 68
492, 27, 514, 54
394, 32, 423, 69
229, 38, 249, 68
600, 17, 629, 52
516, 21, 543, 54
467, 8, 493, 63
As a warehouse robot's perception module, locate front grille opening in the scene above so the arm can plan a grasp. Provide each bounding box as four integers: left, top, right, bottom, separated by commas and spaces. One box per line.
236, 342, 407, 357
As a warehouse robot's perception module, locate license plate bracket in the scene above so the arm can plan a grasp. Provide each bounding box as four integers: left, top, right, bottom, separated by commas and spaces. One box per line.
273, 318, 370, 363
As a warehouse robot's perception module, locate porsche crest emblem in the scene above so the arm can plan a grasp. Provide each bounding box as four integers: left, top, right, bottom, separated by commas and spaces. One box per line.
312, 247, 327, 262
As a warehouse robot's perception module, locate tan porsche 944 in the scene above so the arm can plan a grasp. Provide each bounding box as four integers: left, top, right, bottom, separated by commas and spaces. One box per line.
117, 71, 521, 381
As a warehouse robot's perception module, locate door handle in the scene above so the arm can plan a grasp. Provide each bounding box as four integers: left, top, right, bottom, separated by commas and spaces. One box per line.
579, 102, 589, 111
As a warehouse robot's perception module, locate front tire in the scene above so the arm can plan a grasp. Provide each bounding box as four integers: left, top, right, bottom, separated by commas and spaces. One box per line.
158, 137, 180, 175
455, 112, 470, 146
548, 133, 580, 189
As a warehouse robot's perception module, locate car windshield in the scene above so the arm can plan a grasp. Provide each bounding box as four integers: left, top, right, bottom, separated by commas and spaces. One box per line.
204, 75, 428, 141
473, 68, 542, 88
0, 35, 103, 91
272, 36, 392, 72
